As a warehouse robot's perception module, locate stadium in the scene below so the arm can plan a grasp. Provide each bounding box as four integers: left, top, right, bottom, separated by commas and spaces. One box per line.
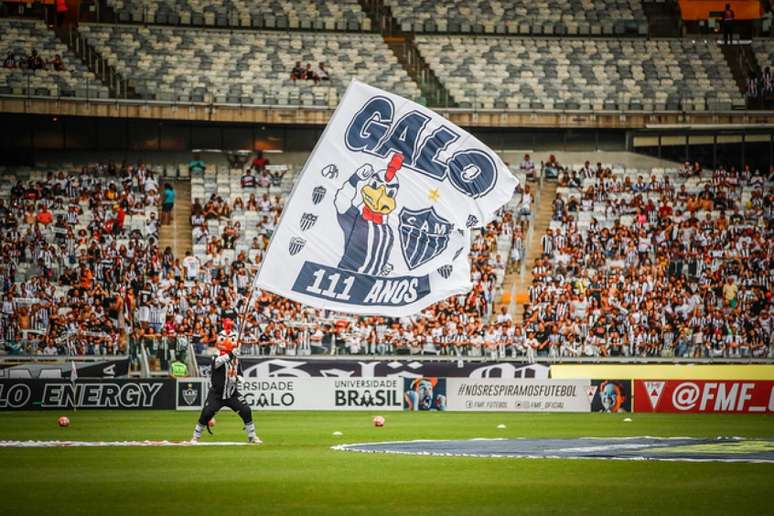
0, 0, 773, 514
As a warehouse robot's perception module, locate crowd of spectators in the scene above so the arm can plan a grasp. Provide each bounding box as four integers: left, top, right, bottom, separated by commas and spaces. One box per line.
3, 49, 65, 71
0, 162, 162, 357
516, 159, 773, 359
289, 61, 330, 84
0, 155, 520, 362
746, 66, 773, 102
2, 155, 771, 363
182, 156, 522, 358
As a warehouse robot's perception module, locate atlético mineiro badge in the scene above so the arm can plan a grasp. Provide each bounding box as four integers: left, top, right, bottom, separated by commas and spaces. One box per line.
399, 207, 453, 270
437, 265, 453, 279
182, 383, 198, 405
312, 186, 326, 205
300, 213, 318, 231
288, 237, 306, 256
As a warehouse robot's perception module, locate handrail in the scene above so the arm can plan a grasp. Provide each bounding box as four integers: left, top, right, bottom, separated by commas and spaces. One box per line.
4, 93, 774, 118
139, 343, 150, 378
1, 352, 771, 364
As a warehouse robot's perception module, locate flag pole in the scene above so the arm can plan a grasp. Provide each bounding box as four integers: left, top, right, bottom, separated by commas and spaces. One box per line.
234, 273, 259, 351
70, 359, 78, 413
232, 81, 358, 349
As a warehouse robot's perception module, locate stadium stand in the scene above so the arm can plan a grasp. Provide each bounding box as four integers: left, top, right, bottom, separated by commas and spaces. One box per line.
0, 3, 772, 365
105, 0, 371, 31
184, 162, 523, 356
520, 161, 773, 359
0, 162, 160, 356
77, 24, 420, 104
2, 152, 770, 361
748, 39, 774, 101
0, 19, 110, 98
383, 0, 648, 35
0, 156, 528, 359
415, 36, 744, 111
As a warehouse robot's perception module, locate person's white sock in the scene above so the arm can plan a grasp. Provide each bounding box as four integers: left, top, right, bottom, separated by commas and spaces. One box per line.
193, 423, 204, 440
245, 422, 257, 441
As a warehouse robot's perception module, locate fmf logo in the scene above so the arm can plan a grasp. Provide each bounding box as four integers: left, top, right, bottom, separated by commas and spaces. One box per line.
670, 382, 773, 412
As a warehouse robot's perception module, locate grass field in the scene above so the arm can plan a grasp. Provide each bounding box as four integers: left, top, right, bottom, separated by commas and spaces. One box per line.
0, 411, 771, 515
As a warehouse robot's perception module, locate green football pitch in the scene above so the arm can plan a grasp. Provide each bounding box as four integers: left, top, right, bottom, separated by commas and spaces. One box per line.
0, 411, 771, 515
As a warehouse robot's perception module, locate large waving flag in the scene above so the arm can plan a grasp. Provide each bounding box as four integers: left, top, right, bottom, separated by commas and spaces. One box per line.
255, 80, 518, 316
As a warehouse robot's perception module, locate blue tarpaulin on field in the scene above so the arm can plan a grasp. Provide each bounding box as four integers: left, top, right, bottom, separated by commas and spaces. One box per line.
334, 437, 774, 463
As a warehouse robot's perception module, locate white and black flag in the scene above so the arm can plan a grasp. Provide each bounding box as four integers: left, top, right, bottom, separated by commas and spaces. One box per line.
256, 80, 518, 316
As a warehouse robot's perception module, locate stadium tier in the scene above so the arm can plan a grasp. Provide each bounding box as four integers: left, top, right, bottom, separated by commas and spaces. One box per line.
527, 161, 773, 358
106, 0, 371, 31
416, 36, 744, 111
0, 163, 159, 356
0, 155, 771, 360
187, 163, 519, 355
77, 24, 420, 104
0, 19, 110, 98
0, 15, 765, 113
384, 0, 647, 35
752, 39, 774, 66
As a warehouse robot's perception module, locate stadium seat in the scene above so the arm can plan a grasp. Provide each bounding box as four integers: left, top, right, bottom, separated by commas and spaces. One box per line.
76, 24, 422, 106
0, 19, 110, 101
414, 36, 743, 112
381, 0, 648, 35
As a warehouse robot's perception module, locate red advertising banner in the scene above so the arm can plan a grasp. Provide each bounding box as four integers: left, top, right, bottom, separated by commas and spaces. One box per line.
678, 1, 762, 21
634, 380, 774, 414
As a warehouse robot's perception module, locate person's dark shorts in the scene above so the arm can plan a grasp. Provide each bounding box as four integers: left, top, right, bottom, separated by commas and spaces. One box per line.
162, 203, 174, 213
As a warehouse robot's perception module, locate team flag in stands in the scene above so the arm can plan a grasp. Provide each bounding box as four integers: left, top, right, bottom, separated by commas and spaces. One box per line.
256, 80, 518, 316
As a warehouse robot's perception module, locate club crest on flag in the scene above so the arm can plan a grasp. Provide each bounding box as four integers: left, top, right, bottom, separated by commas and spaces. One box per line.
300, 213, 318, 231
399, 207, 453, 270
437, 264, 453, 279
312, 186, 326, 205
288, 237, 306, 256
466, 215, 479, 228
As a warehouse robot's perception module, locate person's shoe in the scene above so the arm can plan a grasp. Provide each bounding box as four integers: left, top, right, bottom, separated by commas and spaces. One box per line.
248, 436, 262, 445
191, 437, 200, 444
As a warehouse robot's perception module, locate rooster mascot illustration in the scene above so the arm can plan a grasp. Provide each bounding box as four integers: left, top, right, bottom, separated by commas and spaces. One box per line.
334, 153, 403, 276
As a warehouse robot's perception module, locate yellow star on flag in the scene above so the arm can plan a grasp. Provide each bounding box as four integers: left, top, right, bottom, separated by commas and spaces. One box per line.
428, 188, 440, 202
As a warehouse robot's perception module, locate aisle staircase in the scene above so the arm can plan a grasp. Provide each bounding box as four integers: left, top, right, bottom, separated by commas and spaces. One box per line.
158, 180, 193, 259
358, 0, 454, 106
53, 25, 135, 98
499, 180, 557, 322
721, 43, 764, 109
